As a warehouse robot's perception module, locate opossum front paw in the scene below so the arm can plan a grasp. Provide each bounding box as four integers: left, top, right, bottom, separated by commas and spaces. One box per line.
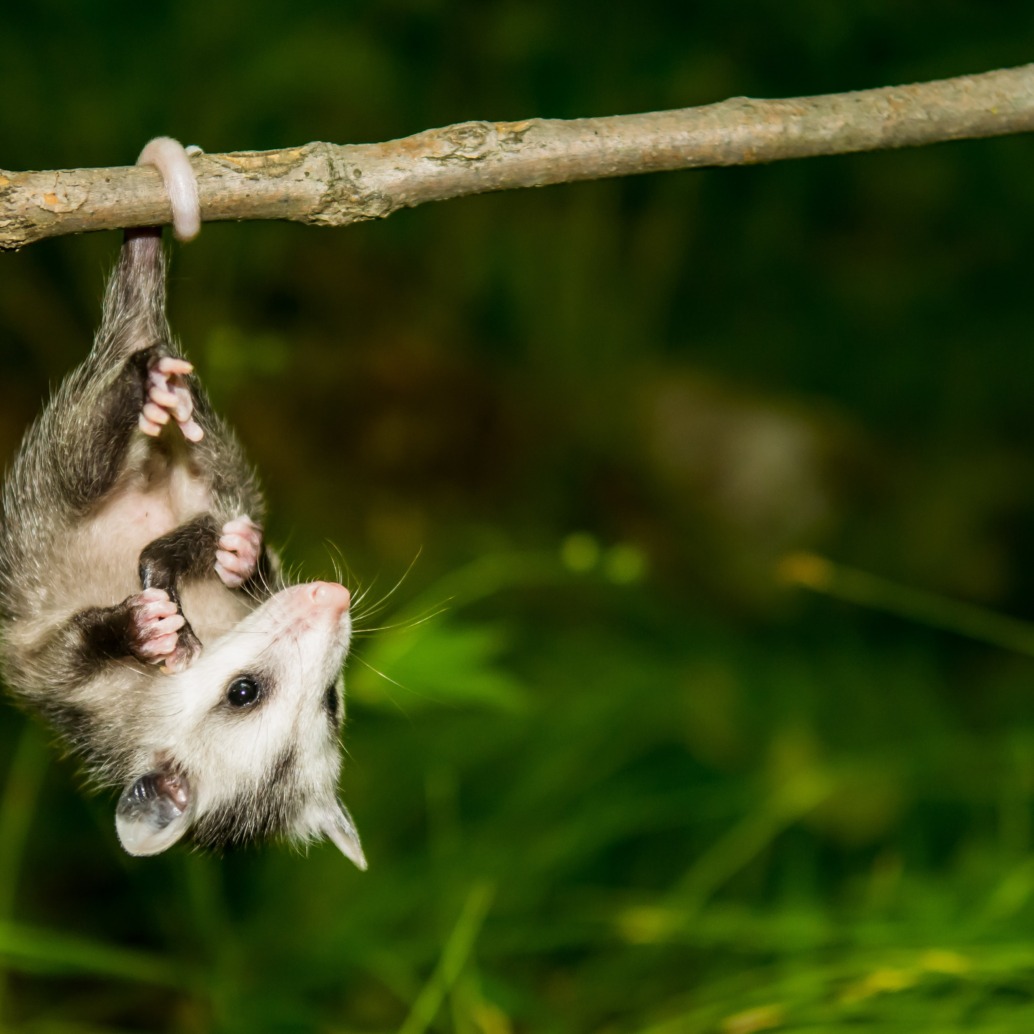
139, 356, 204, 443
162, 630, 202, 674
215, 515, 262, 589
128, 588, 201, 673
128, 588, 186, 665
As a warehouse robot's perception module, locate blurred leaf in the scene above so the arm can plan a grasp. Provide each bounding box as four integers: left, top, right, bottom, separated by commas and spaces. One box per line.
0, 921, 185, 988
350, 618, 527, 712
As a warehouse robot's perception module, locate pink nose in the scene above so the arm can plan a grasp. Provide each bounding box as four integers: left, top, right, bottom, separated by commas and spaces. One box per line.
308, 581, 351, 613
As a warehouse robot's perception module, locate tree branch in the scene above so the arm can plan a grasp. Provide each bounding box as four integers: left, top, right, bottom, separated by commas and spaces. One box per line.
3, 63, 1034, 251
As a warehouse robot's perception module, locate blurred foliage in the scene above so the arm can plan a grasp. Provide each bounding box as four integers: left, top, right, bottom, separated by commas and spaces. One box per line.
4, 2, 1034, 1032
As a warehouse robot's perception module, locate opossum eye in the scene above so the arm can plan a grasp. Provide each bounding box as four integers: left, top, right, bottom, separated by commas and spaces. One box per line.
227, 675, 261, 708
324, 682, 339, 721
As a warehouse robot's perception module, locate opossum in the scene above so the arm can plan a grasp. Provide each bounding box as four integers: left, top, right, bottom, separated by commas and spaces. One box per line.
0, 138, 365, 868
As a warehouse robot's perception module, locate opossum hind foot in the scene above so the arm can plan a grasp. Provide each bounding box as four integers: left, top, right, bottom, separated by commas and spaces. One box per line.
139, 356, 203, 443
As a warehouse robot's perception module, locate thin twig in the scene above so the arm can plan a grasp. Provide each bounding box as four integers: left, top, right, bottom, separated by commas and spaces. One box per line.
3, 63, 1034, 251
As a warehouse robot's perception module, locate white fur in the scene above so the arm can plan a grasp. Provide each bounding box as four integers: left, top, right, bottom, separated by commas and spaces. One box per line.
112, 583, 361, 864
132, 583, 353, 835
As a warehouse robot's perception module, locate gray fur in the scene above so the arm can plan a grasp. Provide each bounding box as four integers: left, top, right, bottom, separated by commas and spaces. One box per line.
0, 230, 364, 867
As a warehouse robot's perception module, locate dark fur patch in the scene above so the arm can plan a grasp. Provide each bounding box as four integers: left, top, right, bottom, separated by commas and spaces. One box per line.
138, 514, 220, 659
73, 604, 135, 663
189, 746, 299, 849
22, 601, 136, 694
66, 345, 166, 514
324, 683, 339, 723
138, 514, 220, 589
33, 696, 92, 743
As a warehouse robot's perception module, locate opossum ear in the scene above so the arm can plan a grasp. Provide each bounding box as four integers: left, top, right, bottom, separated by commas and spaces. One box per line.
115, 769, 193, 856
324, 802, 367, 870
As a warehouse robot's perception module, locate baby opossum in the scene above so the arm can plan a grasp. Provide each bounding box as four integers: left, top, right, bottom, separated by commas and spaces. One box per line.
0, 138, 365, 868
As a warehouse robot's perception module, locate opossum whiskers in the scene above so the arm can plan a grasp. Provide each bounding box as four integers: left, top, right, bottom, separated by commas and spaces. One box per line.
323, 540, 350, 585
350, 599, 450, 638
242, 562, 279, 603
346, 549, 428, 632
349, 651, 412, 715
322, 540, 371, 615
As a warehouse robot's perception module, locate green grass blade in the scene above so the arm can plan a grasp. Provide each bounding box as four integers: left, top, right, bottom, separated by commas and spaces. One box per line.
397, 883, 495, 1034
0, 919, 186, 988
780, 552, 1034, 656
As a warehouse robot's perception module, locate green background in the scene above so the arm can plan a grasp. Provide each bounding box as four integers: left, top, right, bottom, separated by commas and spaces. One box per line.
3, 3, 1034, 1031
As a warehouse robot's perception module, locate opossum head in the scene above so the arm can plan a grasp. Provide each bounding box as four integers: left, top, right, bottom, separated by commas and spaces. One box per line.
115, 581, 366, 869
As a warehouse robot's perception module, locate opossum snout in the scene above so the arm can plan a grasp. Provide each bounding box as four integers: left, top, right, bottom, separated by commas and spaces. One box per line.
287, 581, 351, 616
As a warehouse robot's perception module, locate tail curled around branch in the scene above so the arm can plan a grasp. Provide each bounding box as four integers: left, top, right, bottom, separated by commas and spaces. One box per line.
95, 138, 202, 361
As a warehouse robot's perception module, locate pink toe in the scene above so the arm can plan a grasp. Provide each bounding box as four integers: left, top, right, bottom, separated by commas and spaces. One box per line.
215, 548, 244, 570
142, 401, 170, 425
158, 357, 193, 375
215, 562, 245, 588
179, 419, 204, 443
148, 387, 179, 408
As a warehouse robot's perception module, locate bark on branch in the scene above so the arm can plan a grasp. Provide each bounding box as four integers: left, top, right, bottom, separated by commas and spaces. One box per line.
3, 63, 1034, 251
